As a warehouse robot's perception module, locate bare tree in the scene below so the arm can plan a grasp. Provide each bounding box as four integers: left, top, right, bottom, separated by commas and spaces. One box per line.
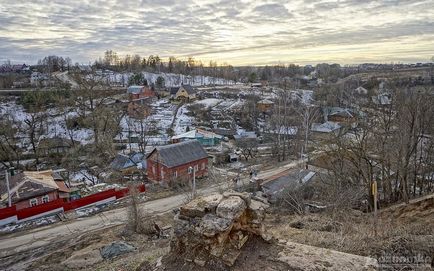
235, 137, 258, 161
0, 113, 22, 168
297, 105, 321, 161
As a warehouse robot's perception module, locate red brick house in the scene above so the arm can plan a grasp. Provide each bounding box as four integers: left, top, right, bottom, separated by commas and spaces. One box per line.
146, 140, 209, 183
127, 85, 155, 99
127, 85, 155, 118
0, 170, 69, 210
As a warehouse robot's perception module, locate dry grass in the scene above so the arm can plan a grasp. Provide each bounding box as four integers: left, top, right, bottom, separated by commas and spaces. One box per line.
266, 203, 434, 258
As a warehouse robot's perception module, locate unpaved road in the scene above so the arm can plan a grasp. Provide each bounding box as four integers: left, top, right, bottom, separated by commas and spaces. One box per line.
0, 159, 305, 257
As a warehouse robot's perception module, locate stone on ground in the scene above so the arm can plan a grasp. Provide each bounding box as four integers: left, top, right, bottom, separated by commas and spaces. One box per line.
100, 241, 136, 259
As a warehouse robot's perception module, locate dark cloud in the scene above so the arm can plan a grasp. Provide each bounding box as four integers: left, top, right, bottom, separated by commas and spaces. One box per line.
253, 3, 291, 18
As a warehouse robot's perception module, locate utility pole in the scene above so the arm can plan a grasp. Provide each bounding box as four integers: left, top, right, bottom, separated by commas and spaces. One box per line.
189, 166, 196, 199
5, 169, 11, 207
372, 180, 378, 237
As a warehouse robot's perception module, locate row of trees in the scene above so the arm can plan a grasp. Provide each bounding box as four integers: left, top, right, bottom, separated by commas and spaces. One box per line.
92, 50, 354, 83
36, 55, 73, 73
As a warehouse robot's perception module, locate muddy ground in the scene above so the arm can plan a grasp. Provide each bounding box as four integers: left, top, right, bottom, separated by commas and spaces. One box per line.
1, 195, 433, 271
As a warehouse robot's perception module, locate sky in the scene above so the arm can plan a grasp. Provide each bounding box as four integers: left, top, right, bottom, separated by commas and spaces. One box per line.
0, 0, 433, 66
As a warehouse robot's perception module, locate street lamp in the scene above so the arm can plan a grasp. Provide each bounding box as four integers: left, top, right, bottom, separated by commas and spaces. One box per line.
188, 166, 196, 199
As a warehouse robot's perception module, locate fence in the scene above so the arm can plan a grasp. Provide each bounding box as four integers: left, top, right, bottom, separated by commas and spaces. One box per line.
0, 184, 146, 226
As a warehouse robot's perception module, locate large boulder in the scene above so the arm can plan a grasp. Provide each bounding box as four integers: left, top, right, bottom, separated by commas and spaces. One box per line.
216, 196, 247, 220
168, 192, 270, 268
180, 193, 223, 218
198, 214, 232, 237
100, 241, 136, 259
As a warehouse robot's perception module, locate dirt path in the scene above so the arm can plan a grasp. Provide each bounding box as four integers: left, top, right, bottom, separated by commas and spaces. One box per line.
0, 188, 193, 254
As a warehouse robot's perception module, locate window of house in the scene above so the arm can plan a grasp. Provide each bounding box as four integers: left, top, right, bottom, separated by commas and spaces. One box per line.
152, 166, 156, 174
173, 171, 178, 178
30, 198, 38, 207
202, 162, 206, 170
42, 195, 49, 204
161, 168, 165, 179
194, 165, 199, 171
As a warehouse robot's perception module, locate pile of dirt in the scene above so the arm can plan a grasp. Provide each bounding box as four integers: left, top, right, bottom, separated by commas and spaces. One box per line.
162, 235, 292, 271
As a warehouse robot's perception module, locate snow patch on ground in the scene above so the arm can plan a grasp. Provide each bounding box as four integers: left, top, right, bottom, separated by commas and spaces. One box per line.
194, 98, 221, 108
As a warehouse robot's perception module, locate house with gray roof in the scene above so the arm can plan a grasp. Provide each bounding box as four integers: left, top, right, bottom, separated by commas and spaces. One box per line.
110, 152, 147, 174
146, 140, 208, 182
172, 84, 197, 101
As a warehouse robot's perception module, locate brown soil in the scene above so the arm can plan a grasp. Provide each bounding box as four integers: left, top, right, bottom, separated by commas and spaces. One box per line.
2, 212, 174, 271
161, 236, 295, 271
3, 194, 433, 271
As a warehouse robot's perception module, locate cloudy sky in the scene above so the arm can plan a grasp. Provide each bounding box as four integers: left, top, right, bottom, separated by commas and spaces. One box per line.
0, 0, 433, 65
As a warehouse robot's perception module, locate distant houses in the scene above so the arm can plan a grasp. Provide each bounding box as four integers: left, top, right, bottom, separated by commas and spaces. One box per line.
38, 137, 78, 156
0, 64, 30, 74
146, 140, 208, 183
310, 121, 343, 139
212, 128, 237, 139
30, 71, 52, 87
127, 85, 155, 118
128, 85, 155, 98
323, 107, 356, 123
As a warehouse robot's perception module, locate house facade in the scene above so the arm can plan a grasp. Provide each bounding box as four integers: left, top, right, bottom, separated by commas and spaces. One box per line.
146, 140, 208, 183
257, 99, 274, 113
0, 170, 68, 210
173, 85, 196, 101
127, 85, 154, 118
127, 85, 155, 99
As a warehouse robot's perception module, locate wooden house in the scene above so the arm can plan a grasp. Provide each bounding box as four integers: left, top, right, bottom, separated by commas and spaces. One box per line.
173, 84, 197, 101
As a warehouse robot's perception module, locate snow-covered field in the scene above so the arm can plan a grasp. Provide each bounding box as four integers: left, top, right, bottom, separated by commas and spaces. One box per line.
194, 98, 221, 108
106, 71, 235, 87
174, 104, 194, 134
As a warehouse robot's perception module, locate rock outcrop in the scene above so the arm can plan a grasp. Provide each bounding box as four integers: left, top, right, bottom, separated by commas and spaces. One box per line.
172, 191, 269, 267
